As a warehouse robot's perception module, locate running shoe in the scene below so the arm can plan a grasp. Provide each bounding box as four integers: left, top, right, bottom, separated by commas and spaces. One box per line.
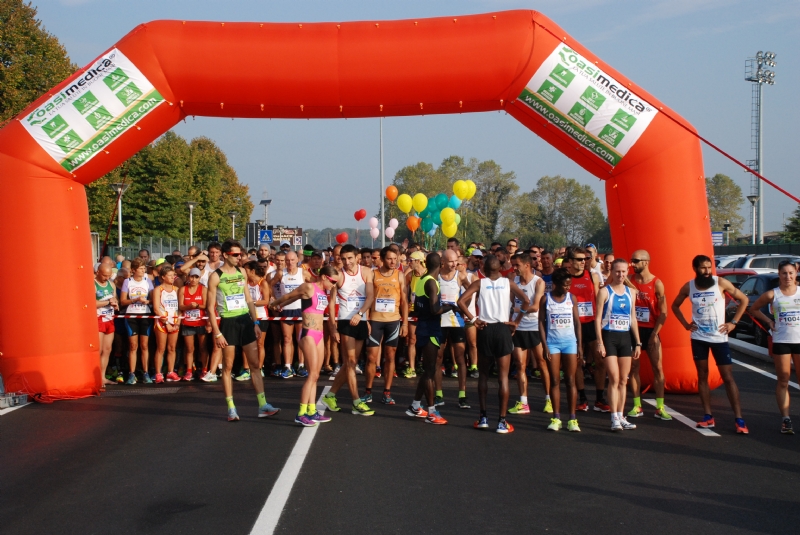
611, 419, 623, 432
450, 367, 458, 378
116, 373, 125, 384
559, 371, 564, 380
296, 365, 309, 378
508, 401, 530, 415
271, 365, 281, 378
576, 401, 589, 412
258, 403, 280, 418
260, 369, 265, 377
567, 419, 581, 432
227, 407, 240, 422
434, 395, 445, 407
406, 405, 428, 418
309, 412, 331, 424
280, 367, 293, 379
620, 417, 637, 430
534, 370, 542, 379
696, 415, 715, 429
381, 394, 396, 405
547, 418, 562, 431
458, 397, 471, 410
142, 372, 153, 384
627, 406, 643, 418
474, 416, 489, 429
496, 420, 514, 434
200, 371, 217, 382
182, 371, 194, 381
376, 366, 382, 378
543, 399, 554, 414
125, 372, 137, 385
468, 366, 480, 379
166, 371, 181, 382
154, 373, 164, 384
360, 392, 373, 403
321, 365, 333, 375
355, 364, 364, 375
425, 410, 448, 425
735, 420, 749, 435
235, 370, 250, 381
402, 367, 416, 379
781, 418, 794, 435
294, 414, 317, 427
593, 400, 610, 413
654, 407, 673, 421
352, 401, 374, 416
321, 394, 340, 412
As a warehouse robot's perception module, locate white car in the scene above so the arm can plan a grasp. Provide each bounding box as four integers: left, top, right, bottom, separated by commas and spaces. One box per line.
728, 254, 800, 273
716, 254, 746, 268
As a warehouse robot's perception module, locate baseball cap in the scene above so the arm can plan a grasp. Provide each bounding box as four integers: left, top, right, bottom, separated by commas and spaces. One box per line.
311, 250, 324, 259
155, 258, 166, 266
470, 249, 484, 257
189, 267, 202, 277
303, 244, 315, 257
410, 251, 426, 261
585, 243, 597, 249
280, 240, 291, 247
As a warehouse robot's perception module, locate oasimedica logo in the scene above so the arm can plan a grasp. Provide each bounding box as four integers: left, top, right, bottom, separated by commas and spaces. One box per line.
25, 56, 116, 126
557, 48, 652, 114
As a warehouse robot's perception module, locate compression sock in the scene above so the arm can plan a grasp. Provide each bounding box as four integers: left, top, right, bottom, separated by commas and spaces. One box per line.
412, 400, 421, 410
578, 389, 587, 402
554, 413, 561, 420
569, 413, 576, 420
597, 389, 605, 402
545, 394, 551, 401
435, 390, 443, 398
633, 396, 642, 408
257, 392, 267, 407
458, 390, 466, 399
428, 406, 436, 415
225, 396, 235, 409
298, 403, 307, 416
656, 397, 664, 410
306, 403, 317, 416
520, 396, 528, 404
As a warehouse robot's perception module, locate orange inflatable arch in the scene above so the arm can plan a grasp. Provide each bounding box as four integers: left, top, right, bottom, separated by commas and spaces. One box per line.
0, 10, 721, 397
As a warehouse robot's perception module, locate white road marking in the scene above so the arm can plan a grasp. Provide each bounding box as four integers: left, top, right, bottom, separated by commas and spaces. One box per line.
732, 358, 800, 391
643, 399, 719, 437
250, 386, 330, 535
0, 402, 30, 416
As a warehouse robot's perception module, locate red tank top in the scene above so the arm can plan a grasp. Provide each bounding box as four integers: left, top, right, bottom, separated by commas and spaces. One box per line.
632, 276, 660, 328
500, 267, 515, 278
570, 269, 596, 323
182, 285, 206, 326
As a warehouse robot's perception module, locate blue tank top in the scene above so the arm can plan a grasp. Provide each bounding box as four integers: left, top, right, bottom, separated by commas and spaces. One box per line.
600, 286, 633, 332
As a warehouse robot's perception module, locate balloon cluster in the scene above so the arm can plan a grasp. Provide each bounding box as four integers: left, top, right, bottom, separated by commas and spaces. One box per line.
369, 215, 398, 240
393, 179, 476, 238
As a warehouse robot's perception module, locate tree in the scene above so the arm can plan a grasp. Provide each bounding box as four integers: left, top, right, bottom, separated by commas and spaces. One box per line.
529, 175, 605, 246
0, 0, 76, 126
782, 204, 800, 243
706, 173, 745, 235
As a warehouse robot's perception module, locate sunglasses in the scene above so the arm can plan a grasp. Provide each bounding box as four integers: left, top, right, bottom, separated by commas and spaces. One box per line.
571, 257, 586, 262
324, 275, 338, 285
226, 252, 243, 258
630, 259, 645, 264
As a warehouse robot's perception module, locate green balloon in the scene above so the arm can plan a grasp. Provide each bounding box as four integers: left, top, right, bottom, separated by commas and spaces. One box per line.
455, 213, 461, 225
433, 211, 442, 225
435, 193, 448, 210
422, 218, 433, 232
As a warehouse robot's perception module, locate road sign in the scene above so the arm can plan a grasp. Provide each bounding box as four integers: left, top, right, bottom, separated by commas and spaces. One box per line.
259, 230, 273, 244
711, 231, 723, 246
294, 235, 303, 246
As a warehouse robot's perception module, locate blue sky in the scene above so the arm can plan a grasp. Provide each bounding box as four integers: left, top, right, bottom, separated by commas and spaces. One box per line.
34, 0, 800, 232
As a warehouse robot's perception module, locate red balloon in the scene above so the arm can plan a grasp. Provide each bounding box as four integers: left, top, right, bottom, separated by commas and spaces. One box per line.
336, 232, 348, 244
354, 209, 367, 222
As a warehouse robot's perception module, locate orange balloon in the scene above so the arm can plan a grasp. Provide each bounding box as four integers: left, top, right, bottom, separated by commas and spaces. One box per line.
385, 185, 399, 202
406, 216, 420, 232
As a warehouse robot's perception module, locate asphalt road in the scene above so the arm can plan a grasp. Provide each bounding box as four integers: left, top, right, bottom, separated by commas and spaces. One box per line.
2, 350, 799, 535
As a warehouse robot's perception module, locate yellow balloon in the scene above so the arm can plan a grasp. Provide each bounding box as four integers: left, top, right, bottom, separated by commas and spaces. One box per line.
412, 193, 428, 213
465, 180, 477, 200
442, 222, 458, 238
453, 180, 468, 200
396, 193, 413, 214
440, 207, 456, 225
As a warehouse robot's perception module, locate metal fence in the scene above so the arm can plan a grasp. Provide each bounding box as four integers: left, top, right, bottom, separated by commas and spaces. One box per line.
107, 237, 212, 260
714, 243, 800, 255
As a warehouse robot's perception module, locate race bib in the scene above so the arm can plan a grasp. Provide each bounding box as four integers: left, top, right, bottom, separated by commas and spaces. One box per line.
98, 305, 114, 321
375, 298, 396, 313
577, 301, 593, 317
778, 311, 800, 328
225, 293, 246, 311
185, 309, 201, 319
316, 294, 329, 312
609, 313, 630, 331
347, 295, 366, 311
549, 313, 572, 330
163, 298, 179, 312
635, 307, 650, 324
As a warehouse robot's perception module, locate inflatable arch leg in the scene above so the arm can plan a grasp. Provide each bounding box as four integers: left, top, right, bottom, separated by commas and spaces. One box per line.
0, 10, 720, 398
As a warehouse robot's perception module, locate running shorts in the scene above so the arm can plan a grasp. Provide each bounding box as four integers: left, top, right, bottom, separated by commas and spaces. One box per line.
219, 314, 258, 347
181, 325, 206, 337
415, 320, 442, 348
691, 339, 732, 366
581, 322, 597, 343
367, 320, 401, 348
98, 317, 115, 334
512, 330, 541, 350
337, 319, 368, 341
601, 330, 632, 357
546, 338, 577, 355
477, 323, 513, 359
772, 342, 800, 355
639, 327, 656, 346
441, 326, 466, 345
282, 309, 302, 318
125, 316, 152, 337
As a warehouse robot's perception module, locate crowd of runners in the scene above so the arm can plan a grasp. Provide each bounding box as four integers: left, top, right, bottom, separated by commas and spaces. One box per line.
93, 237, 800, 434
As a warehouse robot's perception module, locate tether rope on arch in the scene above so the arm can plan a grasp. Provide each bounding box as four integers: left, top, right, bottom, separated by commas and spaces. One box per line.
531, 19, 800, 205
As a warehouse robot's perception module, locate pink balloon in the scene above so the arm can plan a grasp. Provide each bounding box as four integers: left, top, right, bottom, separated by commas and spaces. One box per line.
369, 217, 379, 228
389, 218, 399, 229
385, 227, 395, 239
369, 227, 380, 239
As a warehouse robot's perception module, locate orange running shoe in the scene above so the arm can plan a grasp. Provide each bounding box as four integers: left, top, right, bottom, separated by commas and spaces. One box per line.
735, 420, 749, 434
425, 410, 447, 425
696, 415, 715, 429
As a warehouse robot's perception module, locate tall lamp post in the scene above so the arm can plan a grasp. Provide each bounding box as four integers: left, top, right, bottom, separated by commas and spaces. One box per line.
109, 183, 129, 247
744, 50, 777, 244
228, 211, 238, 240
186, 202, 197, 245
747, 195, 759, 245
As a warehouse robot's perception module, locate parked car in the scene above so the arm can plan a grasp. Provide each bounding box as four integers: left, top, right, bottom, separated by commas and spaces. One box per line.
725, 273, 779, 347
729, 254, 800, 273
716, 255, 746, 268
717, 268, 758, 289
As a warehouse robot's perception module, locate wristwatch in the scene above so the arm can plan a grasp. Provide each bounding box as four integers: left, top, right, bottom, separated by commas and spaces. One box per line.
357, 311, 364, 317
731, 320, 738, 325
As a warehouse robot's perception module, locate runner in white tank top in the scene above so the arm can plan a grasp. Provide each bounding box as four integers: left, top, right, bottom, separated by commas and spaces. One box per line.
747, 260, 800, 433
153, 268, 181, 384
672, 255, 749, 433
338, 265, 369, 321
280, 268, 304, 311
457, 255, 480, 379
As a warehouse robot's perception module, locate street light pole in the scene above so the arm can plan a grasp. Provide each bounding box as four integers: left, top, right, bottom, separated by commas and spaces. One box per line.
228, 211, 238, 240
110, 183, 129, 247
186, 202, 197, 245
380, 117, 385, 247
747, 195, 759, 245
